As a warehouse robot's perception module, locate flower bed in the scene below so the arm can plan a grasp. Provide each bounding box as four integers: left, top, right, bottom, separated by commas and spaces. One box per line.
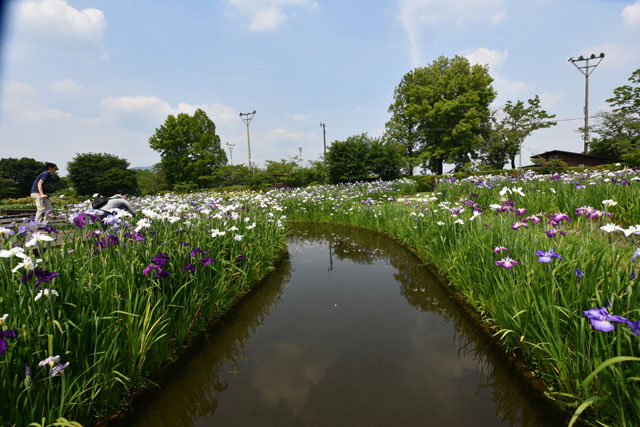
275, 169, 640, 426
1, 172, 638, 426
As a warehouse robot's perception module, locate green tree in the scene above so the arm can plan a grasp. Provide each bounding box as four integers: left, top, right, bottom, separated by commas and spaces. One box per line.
498, 95, 557, 169
386, 81, 423, 175
136, 164, 168, 195
148, 108, 227, 189
388, 55, 496, 175
0, 157, 46, 197
0, 171, 18, 198
327, 134, 371, 184
288, 159, 327, 187
67, 153, 138, 196
478, 110, 509, 170
368, 137, 405, 180
589, 68, 640, 164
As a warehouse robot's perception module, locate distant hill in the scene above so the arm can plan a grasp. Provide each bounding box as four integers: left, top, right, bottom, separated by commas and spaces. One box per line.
131, 165, 154, 171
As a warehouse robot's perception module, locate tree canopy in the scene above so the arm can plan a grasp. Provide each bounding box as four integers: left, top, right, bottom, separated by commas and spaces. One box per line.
590, 68, 640, 164
148, 108, 227, 189
327, 133, 404, 184
0, 157, 47, 198
481, 96, 557, 169
67, 153, 138, 196
387, 55, 496, 174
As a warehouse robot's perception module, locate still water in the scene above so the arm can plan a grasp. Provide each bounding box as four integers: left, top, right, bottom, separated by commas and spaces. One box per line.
116, 223, 562, 427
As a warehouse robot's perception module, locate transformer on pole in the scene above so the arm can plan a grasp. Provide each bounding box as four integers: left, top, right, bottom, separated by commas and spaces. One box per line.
568, 52, 605, 154
239, 110, 256, 178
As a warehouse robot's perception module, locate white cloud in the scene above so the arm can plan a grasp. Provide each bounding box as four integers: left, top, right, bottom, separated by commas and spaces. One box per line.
4, 81, 37, 96
51, 78, 82, 94
398, 0, 506, 66
101, 95, 172, 128
461, 48, 531, 102
622, 1, 640, 27
14, 0, 106, 55
463, 47, 508, 71
493, 75, 534, 99
579, 43, 639, 70
225, 0, 319, 31
2, 80, 73, 121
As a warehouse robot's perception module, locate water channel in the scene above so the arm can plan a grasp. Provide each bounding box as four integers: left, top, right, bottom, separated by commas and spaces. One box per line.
113, 223, 562, 426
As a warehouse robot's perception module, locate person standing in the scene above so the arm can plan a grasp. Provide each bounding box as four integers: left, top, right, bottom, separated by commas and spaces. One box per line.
30, 162, 57, 224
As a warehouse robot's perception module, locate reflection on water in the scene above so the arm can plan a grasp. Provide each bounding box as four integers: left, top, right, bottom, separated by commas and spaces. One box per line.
112, 223, 563, 427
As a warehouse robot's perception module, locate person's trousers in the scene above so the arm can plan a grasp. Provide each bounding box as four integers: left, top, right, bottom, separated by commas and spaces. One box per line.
30, 193, 53, 223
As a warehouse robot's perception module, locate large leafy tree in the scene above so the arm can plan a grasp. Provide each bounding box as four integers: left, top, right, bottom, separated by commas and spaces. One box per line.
590, 68, 640, 164
67, 153, 138, 196
327, 134, 371, 184
386, 81, 423, 176
0, 157, 47, 197
327, 133, 404, 184
148, 109, 227, 189
368, 137, 405, 180
495, 95, 556, 169
388, 55, 496, 175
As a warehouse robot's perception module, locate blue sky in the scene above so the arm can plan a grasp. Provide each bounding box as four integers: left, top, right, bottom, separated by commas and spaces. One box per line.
1, 0, 639, 175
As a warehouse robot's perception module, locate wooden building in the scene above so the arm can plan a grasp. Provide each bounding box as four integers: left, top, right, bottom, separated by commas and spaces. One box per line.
530, 150, 613, 167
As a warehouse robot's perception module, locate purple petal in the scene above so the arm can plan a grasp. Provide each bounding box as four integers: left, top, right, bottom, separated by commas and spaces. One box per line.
589, 319, 616, 332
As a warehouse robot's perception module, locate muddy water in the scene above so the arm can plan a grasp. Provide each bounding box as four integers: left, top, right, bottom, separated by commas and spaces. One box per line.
115, 223, 562, 427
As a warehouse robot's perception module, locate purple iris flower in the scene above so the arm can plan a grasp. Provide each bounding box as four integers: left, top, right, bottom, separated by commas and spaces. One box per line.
151, 253, 169, 267
25, 364, 30, 376
73, 214, 86, 228
94, 239, 107, 255
632, 248, 640, 263
575, 269, 584, 280
133, 233, 145, 241
495, 257, 518, 269
50, 362, 70, 377
237, 254, 247, 262
524, 215, 541, 224
583, 307, 628, 332
182, 263, 196, 273
512, 222, 528, 230
87, 231, 101, 239
0, 329, 18, 355
18, 225, 33, 236
143, 263, 161, 276
22, 271, 34, 284
548, 213, 572, 224
493, 246, 508, 253
200, 257, 215, 266
631, 270, 636, 281
545, 229, 566, 238
178, 241, 190, 246
155, 270, 170, 279
34, 269, 61, 290
515, 208, 528, 216
190, 248, 209, 257
535, 248, 563, 263
38, 225, 59, 234
107, 235, 119, 246
627, 320, 640, 336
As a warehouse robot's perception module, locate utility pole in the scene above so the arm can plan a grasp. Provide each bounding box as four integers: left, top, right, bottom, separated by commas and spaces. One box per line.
298, 146, 303, 167
320, 122, 327, 157
568, 52, 605, 154
226, 142, 236, 165
320, 121, 327, 181
239, 110, 256, 179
